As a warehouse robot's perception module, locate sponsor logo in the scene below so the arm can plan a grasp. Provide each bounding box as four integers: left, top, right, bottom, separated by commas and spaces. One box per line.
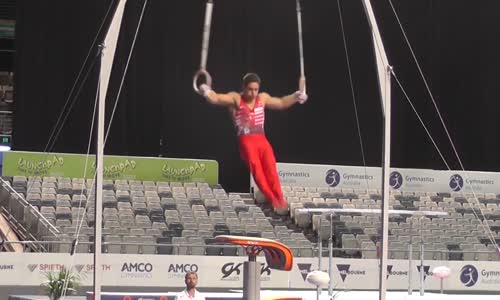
278, 169, 311, 184
74, 264, 85, 273
449, 174, 494, 192
162, 162, 207, 181
386, 265, 392, 279
389, 172, 403, 189
336, 264, 365, 282
221, 262, 241, 280
74, 264, 111, 273
121, 262, 153, 279
27, 264, 38, 272
92, 159, 137, 179
325, 169, 375, 188
27, 264, 110, 273
38, 264, 66, 272
417, 265, 432, 281
460, 265, 478, 287
459, 266, 500, 286
0, 264, 14, 270
449, 174, 464, 192
168, 264, 199, 279
325, 169, 341, 187
278, 170, 311, 179
297, 263, 312, 281
342, 173, 374, 181
386, 265, 408, 279
466, 178, 494, 185
221, 262, 271, 281
480, 269, 500, 284
16, 155, 64, 176
405, 175, 434, 183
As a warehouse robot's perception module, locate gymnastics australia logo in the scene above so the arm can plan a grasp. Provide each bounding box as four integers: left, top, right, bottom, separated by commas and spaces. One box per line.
325, 169, 341, 187
389, 171, 403, 189
16, 155, 64, 176
460, 265, 478, 287
449, 174, 464, 192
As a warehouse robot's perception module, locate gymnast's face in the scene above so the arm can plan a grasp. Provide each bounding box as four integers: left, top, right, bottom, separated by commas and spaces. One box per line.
242, 81, 260, 102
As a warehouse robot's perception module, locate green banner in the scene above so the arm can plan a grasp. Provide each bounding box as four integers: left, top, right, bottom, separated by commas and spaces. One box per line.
2, 151, 218, 184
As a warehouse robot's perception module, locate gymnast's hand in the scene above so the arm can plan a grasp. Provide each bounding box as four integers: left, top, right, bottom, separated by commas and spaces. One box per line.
198, 83, 212, 98
294, 91, 308, 104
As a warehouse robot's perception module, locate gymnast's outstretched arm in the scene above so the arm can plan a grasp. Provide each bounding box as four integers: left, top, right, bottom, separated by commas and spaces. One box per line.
199, 84, 239, 108
260, 91, 308, 110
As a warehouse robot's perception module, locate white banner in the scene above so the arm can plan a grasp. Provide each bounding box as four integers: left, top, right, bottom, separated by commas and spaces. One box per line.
389, 168, 500, 194
292, 258, 500, 292
2, 254, 500, 291
250, 162, 500, 194
251, 163, 382, 191
0, 253, 289, 289
291, 258, 442, 291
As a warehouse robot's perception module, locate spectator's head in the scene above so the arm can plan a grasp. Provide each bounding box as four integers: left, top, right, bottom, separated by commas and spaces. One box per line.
185, 271, 198, 290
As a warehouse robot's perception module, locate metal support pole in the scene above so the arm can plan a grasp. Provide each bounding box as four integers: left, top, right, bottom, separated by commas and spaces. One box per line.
328, 213, 334, 297
408, 221, 413, 295
317, 238, 322, 300
243, 257, 260, 300
419, 216, 425, 296
377, 65, 393, 300
408, 243, 412, 295
93, 44, 105, 300
420, 242, 425, 296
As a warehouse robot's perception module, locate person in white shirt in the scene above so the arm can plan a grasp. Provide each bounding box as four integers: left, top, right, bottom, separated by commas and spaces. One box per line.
177, 271, 206, 300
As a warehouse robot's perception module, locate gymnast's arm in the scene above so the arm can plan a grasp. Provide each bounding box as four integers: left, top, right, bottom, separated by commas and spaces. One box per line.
199, 84, 239, 108
260, 92, 304, 110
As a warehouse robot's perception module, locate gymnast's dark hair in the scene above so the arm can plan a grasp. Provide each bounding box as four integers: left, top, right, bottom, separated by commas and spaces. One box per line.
242, 73, 261, 87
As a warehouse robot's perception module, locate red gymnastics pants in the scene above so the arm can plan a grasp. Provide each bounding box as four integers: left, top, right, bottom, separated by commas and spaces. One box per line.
238, 133, 286, 208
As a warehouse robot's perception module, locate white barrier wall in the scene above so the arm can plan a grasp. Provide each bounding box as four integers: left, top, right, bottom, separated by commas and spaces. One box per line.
0, 253, 499, 291
251, 162, 500, 194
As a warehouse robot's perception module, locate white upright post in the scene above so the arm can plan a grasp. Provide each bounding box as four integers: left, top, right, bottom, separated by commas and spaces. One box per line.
378, 65, 392, 300
317, 238, 322, 300
408, 221, 413, 295
93, 46, 105, 300
93, 1, 128, 299
360, 1, 392, 299
420, 217, 425, 296
328, 213, 334, 297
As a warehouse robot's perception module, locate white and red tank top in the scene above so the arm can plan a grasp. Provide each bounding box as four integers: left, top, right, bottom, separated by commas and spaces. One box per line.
232, 96, 265, 136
